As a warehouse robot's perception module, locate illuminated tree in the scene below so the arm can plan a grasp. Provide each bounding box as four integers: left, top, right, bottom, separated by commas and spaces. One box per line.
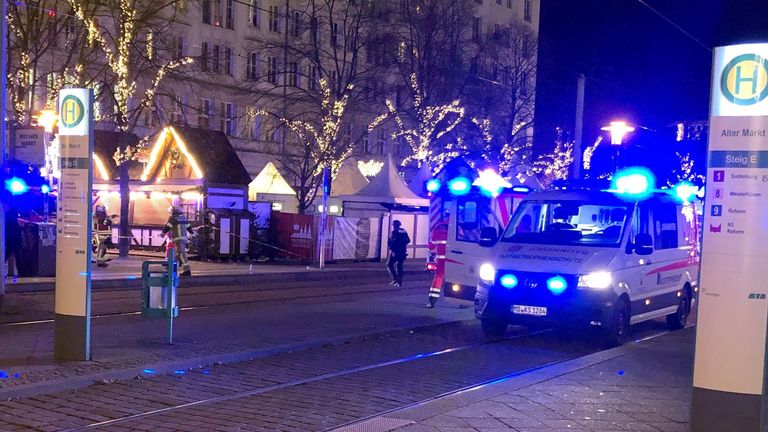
67, 0, 193, 255
250, 0, 383, 213
6, 1, 101, 124
529, 129, 574, 187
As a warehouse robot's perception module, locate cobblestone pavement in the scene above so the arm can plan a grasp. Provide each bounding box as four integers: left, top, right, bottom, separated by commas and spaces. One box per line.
346, 329, 693, 432
0, 318, 672, 432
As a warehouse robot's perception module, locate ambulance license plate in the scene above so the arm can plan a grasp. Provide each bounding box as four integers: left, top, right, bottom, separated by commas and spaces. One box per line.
512, 305, 547, 316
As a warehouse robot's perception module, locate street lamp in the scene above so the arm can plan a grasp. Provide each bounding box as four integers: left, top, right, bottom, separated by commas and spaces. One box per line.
36, 109, 59, 133
601, 121, 635, 145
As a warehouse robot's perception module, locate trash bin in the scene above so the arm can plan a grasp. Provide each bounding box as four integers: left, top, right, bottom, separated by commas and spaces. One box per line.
141, 259, 178, 319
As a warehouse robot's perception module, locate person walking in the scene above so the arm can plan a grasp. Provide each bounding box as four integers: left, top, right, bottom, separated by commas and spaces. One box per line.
426, 221, 448, 308
162, 207, 194, 276
387, 220, 410, 287
92, 204, 112, 267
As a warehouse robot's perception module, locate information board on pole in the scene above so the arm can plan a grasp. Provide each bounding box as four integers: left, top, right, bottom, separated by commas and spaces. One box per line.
692, 43, 768, 431
54, 88, 93, 361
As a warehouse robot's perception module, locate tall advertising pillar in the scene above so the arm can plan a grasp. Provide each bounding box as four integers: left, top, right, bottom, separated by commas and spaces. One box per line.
692, 44, 768, 431
54, 89, 94, 361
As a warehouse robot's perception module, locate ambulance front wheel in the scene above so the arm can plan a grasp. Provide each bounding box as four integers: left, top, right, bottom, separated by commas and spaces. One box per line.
603, 298, 629, 348
666, 288, 691, 330
481, 319, 507, 338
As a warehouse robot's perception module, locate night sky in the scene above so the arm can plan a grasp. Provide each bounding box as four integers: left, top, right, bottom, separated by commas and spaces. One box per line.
534, 0, 768, 149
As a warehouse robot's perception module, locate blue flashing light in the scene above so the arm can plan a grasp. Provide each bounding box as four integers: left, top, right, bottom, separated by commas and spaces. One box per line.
546, 276, 568, 295
0, 371, 8, 380
426, 178, 442, 193
610, 167, 655, 199
511, 186, 531, 194
448, 177, 471, 195
13, 373, 19, 379
173, 370, 186, 375
673, 182, 698, 202
201, 369, 211, 375
5, 177, 28, 195
499, 274, 518, 289
41, 184, 51, 194
142, 369, 157, 374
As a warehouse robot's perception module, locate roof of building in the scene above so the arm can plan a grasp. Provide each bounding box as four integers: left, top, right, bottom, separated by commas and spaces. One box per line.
331, 158, 369, 196
249, 162, 297, 197
338, 154, 428, 207
168, 125, 251, 186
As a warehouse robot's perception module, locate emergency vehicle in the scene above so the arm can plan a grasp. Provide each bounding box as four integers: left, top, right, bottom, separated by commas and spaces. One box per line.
473, 172, 700, 346
424, 160, 535, 302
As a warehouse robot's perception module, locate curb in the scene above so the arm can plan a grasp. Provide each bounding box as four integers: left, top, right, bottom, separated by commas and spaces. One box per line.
6, 268, 430, 293
0, 319, 473, 401
330, 333, 670, 432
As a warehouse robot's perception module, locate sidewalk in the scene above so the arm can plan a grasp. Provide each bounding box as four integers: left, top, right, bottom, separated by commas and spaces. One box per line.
4, 256, 425, 292
335, 328, 693, 432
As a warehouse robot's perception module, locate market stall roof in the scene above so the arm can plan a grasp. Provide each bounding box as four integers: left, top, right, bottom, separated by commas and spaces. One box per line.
92, 130, 141, 181
331, 158, 369, 196
141, 125, 251, 186
338, 154, 428, 207
249, 162, 297, 196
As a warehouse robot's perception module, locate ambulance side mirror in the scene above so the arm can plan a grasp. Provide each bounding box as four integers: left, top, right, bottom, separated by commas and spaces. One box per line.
479, 227, 498, 247
633, 233, 654, 256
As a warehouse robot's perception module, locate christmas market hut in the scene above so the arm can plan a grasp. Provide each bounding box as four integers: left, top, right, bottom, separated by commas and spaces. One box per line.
92, 125, 252, 256
248, 162, 299, 213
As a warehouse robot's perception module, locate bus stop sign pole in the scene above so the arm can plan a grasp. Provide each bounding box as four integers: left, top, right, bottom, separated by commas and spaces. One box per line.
691, 43, 768, 431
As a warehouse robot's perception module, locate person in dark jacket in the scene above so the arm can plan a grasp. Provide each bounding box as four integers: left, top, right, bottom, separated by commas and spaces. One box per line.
386, 220, 410, 287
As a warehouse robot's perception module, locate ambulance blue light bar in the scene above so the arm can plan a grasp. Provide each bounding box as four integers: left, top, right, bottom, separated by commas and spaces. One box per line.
609, 167, 655, 200
426, 178, 442, 193
448, 177, 471, 195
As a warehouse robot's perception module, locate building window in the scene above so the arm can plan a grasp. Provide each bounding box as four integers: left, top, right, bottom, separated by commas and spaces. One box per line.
213, 0, 222, 26
200, 42, 209, 71
202, 0, 211, 24
224, 47, 233, 75
310, 16, 318, 43
174, 36, 185, 59
221, 102, 235, 136
288, 62, 299, 87
309, 66, 318, 90
331, 22, 339, 47
247, 107, 262, 140
250, 0, 260, 27
143, 107, 157, 128
472, 16, 481, 41
212, 44, 221, 73
198, 98, 211, 129
496, 0, 501, 4
171, 95, 186, 124
247, 52, 259, 80
524, 0, 532, 22
507, 0, 512, 7
267, 56, 278, 83
269, 6, 280, 33
292, 11, 301, 37
376, 129, 386, 155
225, 0, 234, 29
361, 133, 369, 153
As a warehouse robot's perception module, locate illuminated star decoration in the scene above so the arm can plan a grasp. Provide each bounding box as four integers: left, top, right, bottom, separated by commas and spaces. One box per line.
472, 169, 512, 196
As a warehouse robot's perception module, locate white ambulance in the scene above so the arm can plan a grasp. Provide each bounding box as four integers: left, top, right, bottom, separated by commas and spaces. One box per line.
474, 183, 700, 346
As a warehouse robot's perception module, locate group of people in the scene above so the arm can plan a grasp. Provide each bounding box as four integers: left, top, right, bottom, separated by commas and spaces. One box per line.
91, 205, 194, 276
386, 219, 449, 309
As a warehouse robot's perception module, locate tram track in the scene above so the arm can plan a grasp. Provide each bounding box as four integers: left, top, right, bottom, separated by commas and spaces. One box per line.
0, 280, 429, 328
55, 326, 671, 432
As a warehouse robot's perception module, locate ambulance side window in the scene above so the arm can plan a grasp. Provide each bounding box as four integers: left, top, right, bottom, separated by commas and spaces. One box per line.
628, 204, 652, 252
456, 198, 493, 243
652, 202, 678, 250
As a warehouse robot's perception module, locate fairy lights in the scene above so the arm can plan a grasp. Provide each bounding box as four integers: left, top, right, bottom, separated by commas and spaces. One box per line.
369, 73, 465, 167
357, 160, 384, 178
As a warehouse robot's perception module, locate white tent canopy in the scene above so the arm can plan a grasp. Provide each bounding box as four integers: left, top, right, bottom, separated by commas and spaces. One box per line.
248, 162, 296, 200
331, 158, 369, 196
339, 154, 429, 207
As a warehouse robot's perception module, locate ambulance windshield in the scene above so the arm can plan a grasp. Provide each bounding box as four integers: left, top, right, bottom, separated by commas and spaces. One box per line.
501, 200, 632, 247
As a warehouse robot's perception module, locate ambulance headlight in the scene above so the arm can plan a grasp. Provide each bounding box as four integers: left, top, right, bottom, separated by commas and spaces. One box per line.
578, 271, 613, 289
479, 263, 496, 282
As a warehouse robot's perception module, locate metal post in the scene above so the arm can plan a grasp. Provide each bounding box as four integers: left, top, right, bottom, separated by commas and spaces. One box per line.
573, 73, 585, 179
318, 165, 329, 269
1, 0, 8, 307
167, 247, 174, 344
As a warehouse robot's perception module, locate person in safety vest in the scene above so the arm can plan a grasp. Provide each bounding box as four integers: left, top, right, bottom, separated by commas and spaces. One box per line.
387, 220, 410, 287
426, 222, 448, 308
162, 207, 194, 276
92, 204, 112, 267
